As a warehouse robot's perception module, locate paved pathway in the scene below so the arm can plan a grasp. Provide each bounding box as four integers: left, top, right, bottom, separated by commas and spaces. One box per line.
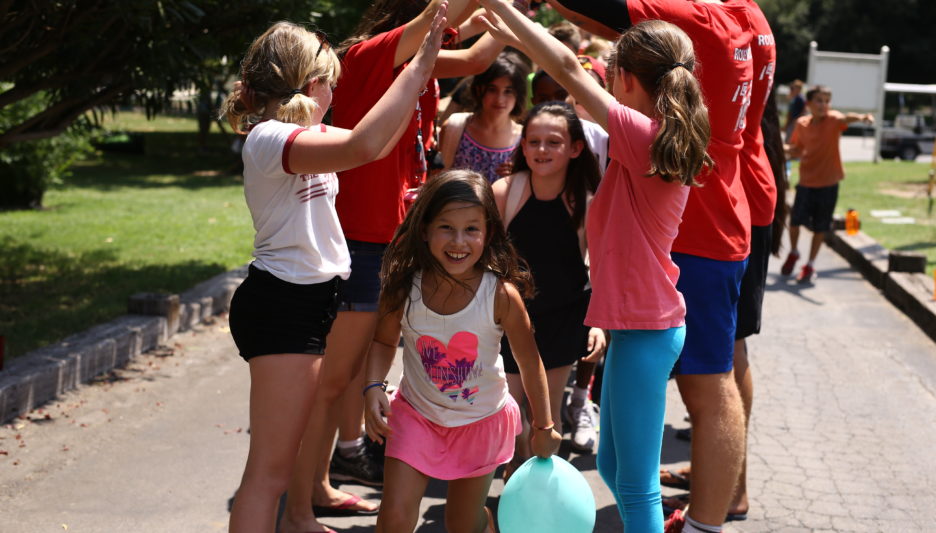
1, 232, 935, 532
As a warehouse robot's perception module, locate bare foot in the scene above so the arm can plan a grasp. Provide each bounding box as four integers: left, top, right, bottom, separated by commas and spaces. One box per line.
278, 514, 335, 533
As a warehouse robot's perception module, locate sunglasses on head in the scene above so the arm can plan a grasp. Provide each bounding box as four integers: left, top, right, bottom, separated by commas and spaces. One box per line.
312, 29, 331, 63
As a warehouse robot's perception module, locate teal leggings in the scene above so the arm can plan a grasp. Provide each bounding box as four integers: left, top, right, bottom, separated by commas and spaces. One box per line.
597, 327, 685, 532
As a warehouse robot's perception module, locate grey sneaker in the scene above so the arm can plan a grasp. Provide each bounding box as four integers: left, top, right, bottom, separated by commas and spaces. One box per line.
330, 444, 384, 486
566, 400, 599, 453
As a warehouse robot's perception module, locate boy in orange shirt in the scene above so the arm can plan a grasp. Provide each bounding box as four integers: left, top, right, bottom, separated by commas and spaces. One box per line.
781, 85, 873, 283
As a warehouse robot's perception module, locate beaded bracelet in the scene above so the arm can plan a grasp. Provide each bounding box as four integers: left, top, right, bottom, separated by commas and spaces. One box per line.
362, 381, 388, 396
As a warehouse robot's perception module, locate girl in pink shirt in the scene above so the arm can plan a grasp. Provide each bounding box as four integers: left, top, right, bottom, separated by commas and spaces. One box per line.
478, 4, 712, 530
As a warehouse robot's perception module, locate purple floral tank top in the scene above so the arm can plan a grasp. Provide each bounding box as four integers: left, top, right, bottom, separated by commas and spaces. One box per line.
452, 129, 518, 184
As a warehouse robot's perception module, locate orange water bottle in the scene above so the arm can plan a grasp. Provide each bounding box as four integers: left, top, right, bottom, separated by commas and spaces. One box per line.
845, 208, 860, 235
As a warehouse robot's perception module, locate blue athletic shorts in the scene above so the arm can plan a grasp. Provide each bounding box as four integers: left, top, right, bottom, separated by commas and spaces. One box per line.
337, 240, 387, 312
671, 253, 747, 375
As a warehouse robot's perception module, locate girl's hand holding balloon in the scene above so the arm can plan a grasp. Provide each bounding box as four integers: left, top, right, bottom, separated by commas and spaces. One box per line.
530, 422, 562, 458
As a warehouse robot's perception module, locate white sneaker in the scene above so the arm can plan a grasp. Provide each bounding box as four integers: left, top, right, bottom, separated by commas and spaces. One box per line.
566, 400, 598, 453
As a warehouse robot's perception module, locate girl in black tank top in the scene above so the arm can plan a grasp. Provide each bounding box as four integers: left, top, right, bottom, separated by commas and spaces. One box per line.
508, 177, 589, 315
493, 102, 606, 469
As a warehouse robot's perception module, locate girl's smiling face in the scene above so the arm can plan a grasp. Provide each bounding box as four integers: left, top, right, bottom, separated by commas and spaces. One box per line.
424, 202, 487, 280
521, 113, 583, 180
481, 76, 517, 117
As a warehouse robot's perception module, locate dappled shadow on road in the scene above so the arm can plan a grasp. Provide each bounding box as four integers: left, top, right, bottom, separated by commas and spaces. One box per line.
660, 423, 691, 465
0, 235, 228, 360
764, 273, 825, 305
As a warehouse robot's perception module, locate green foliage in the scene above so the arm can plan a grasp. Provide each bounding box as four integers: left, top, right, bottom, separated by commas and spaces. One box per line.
532, 2, 565, 28
307, 0, 376, 43
0, 91, 92, 209
760, 0, 936, 84
0, 1, 325, 147
0, 111, 253, 360
1, 0, 379, 207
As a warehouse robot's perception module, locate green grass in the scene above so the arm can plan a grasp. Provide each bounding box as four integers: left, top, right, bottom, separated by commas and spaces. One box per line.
798, 160, 936, 274
0, 111, 253, 361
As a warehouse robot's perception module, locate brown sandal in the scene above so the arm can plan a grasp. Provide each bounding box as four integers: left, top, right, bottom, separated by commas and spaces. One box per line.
659, 467, 691, 490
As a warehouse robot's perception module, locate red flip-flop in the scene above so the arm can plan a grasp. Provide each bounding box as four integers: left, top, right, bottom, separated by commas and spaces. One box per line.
313, 493, 379, 517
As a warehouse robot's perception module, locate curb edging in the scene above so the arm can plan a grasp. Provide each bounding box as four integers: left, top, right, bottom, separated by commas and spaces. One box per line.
825, 231, 936, 343
0, 266, 248, 423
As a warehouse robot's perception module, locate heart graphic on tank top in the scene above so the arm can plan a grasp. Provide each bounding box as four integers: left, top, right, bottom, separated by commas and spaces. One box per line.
416, 332, 481, 402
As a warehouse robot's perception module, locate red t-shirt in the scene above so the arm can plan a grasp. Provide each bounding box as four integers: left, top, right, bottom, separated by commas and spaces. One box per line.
332, 26, 439, 244
733, 0, 777, 226
627, 0, 753, 260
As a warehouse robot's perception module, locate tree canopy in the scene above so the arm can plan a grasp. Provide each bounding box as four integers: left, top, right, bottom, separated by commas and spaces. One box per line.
0, 0, 370, 148
760, 0, 936, 85
3, 0, 933, 150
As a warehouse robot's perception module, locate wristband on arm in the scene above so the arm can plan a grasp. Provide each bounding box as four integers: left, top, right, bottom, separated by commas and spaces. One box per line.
363, 380, 388, 395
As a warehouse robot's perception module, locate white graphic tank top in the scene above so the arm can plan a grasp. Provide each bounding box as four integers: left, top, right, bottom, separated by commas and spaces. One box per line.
399, 271, 509, 427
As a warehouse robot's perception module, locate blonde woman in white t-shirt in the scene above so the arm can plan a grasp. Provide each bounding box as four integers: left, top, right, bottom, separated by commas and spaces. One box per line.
218, 9, 448, 533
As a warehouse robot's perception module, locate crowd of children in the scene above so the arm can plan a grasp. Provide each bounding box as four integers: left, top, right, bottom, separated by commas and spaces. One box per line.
219, 0, 855, 532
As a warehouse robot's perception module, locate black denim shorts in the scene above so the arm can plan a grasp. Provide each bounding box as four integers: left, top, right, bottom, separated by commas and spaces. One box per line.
229, 264, 341, 360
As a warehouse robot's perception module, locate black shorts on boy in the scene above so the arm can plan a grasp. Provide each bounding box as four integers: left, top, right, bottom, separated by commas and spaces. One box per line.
790, 183, 838, 233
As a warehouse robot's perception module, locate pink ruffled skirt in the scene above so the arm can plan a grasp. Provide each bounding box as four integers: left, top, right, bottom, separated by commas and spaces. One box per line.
385, 392, 521, 480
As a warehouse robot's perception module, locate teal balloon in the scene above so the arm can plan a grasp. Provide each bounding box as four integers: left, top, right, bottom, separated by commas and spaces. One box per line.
498, 456, 596, 533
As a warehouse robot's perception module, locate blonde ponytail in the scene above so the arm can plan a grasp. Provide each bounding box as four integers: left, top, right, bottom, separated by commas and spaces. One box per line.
219, 22, 340, 133
277, 92, 321, 128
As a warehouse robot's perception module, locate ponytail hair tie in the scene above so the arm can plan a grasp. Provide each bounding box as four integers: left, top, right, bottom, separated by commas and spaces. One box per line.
670, 62, 687, 71
288, 89, 303, 96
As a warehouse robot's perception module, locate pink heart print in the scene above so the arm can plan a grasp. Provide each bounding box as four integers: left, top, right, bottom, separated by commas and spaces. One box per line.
417, 331, 481, 402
